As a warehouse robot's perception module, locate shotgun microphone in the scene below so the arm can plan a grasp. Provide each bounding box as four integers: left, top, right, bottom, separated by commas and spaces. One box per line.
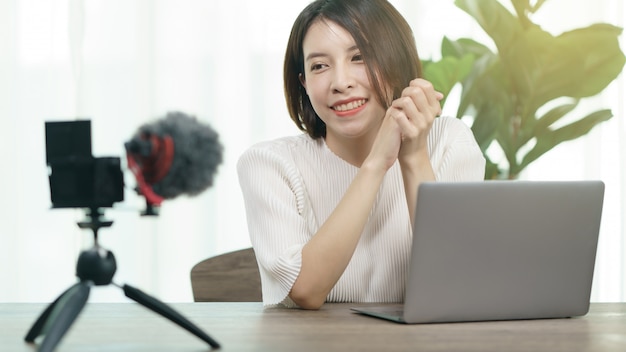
125, 111, 223, 215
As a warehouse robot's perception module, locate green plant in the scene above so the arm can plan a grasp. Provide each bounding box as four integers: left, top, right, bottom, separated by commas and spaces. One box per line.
422, 0, 625, 179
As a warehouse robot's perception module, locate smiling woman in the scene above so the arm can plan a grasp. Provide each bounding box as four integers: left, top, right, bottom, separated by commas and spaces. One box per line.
237, 0, 485, 309
0, 0, 624, 305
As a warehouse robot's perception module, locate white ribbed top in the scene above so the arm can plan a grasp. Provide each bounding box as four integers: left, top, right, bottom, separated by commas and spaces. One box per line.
237, 116, 486, 307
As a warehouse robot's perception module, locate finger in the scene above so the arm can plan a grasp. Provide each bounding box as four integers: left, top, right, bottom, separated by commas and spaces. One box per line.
400, 85, 440, 118
391, 96, 421, 124
408, 79, 444, 104
390, 107, 415, 133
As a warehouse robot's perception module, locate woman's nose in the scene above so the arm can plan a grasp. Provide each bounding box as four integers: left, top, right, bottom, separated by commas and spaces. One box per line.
330, 64, 355, 92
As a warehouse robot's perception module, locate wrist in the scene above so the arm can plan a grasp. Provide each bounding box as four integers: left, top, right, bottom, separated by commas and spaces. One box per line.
361, 155, 393, 175
399, 148, 430, 170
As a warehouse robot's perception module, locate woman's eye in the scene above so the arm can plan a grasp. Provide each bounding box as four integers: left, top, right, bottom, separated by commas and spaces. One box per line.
352, 53, 363, 62
310, 63, 326, 71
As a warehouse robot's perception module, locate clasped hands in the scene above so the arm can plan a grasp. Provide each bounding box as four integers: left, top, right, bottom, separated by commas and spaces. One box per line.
369, 78, 443, 171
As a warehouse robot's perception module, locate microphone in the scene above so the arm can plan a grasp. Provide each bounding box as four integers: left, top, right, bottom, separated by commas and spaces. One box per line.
125, 111, 223, 215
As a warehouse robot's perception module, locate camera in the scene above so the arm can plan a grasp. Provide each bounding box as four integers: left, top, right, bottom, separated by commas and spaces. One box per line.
45, 120, 124, 209
29, 120, 221, 351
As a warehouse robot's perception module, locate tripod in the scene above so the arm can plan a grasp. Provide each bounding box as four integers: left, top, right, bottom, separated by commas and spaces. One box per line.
24, 208, 220, 351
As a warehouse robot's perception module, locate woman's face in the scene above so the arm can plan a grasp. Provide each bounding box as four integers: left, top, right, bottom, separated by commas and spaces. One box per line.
300, 20, 387, 144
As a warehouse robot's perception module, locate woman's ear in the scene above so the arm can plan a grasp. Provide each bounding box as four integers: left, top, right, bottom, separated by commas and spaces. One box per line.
299, 73, 307, 92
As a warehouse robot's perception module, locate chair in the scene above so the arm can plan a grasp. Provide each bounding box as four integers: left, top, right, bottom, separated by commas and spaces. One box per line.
190, 247, 262, 302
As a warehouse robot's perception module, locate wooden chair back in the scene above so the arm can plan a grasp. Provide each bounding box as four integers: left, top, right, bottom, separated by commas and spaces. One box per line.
190, 247, 262, 302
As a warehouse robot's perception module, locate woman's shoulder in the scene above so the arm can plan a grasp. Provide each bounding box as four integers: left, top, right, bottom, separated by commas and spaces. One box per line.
430, 116, 476, 142
237, 134, 326, 193
240, 134, 320, 158
432, 115, 471, 132
237, 134, 324, 170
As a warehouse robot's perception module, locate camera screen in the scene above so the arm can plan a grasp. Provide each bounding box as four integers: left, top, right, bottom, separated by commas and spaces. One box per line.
45, 120, 92, 164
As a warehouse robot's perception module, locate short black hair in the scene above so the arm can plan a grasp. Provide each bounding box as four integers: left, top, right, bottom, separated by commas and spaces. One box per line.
283, 0, 422, 139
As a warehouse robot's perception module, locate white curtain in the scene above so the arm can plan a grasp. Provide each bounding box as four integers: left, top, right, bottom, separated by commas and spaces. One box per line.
0, 0, 623, 303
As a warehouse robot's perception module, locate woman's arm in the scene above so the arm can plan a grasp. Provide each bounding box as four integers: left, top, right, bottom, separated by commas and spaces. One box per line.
290, 115, 403, 309
290, 160, 387, 309
391, 79, 441, 223
238, 136, 398, 309
399, 149, 435, 225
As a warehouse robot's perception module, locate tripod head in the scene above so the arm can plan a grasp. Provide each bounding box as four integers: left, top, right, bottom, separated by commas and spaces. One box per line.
77, 207, 113, 243
75, 207, 117, 286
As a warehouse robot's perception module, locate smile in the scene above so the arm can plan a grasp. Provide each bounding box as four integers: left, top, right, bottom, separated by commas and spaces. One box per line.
331, 99, 367, 112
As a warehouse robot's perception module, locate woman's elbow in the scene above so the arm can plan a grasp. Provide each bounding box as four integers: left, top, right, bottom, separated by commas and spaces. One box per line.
289, 286, 326, 310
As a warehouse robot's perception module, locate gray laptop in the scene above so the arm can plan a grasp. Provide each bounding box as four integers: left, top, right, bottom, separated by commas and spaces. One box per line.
352, 180, 605, 324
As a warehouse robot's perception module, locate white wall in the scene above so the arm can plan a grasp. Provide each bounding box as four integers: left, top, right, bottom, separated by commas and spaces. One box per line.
0, 0, 623, 303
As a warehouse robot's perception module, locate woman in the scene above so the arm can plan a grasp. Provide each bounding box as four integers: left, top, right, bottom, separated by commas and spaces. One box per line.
238, 0, 485, 309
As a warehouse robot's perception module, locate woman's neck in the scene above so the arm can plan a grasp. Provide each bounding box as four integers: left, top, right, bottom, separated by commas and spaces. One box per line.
324, 134, 375, 168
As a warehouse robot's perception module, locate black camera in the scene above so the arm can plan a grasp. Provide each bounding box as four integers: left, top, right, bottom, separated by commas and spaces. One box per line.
45, 120, 124, 209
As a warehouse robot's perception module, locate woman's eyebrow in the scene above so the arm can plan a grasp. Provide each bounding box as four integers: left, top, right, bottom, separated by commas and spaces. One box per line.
305, 45, 360, 62
305, 52, 328, 62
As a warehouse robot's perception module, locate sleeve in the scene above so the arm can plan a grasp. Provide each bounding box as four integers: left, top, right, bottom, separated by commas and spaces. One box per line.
237, 143, 314, 307
429, 117, 486, 181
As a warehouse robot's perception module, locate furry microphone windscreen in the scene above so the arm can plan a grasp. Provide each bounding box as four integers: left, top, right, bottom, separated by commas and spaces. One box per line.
129, 111, 223, 200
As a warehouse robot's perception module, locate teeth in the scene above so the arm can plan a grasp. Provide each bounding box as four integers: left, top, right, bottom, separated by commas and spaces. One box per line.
333, 99, 366, 112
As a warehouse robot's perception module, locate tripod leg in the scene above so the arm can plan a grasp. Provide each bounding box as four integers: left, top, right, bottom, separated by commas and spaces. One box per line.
122, 284, 220, 349
25, 282, 91, 352
25, 283, 79, 343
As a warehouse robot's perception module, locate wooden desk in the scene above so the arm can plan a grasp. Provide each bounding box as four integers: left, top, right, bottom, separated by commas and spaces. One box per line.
1, 303, 625, 351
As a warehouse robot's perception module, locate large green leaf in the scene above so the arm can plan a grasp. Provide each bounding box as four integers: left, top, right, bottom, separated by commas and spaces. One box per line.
519, 109, 613, 170
441, 37, 493, 59
519, 26, 624, 112
457, 52, 502, 118
554, 24, 625, 97
496, 116, 518, 170
422, 54, 474, 106
471, 102, 504, 152
455, 0, 522, 50
520, 100, 579, 147
531, 101, 579, 135
455, 0, 545, 111
510, 100, 579, 162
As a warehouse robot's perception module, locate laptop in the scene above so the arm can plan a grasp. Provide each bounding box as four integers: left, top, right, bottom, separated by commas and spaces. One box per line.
352, 180, 605, 324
